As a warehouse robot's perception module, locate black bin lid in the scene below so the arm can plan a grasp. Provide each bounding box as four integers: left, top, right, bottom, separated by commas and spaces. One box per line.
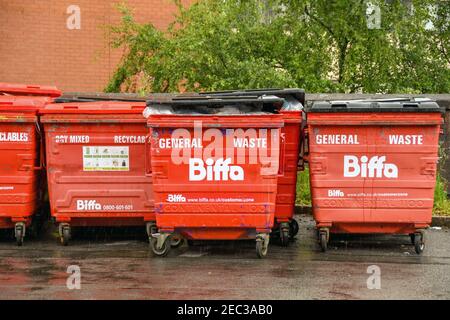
310, 98, 442, 113
199, 88, 305, 106
147, 95, 284, 107
55, 95, 148, 103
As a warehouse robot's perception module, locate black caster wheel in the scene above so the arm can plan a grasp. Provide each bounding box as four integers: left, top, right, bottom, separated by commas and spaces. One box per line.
60, 225, 71, 246
150, 236, 171, 257
289, 219, 299, 238
319, 231, 328, 252
145, 222, 157, 238
256, 234, 270, 259
15, 224, 25, 247
28, 218, 41, 239
409, 233, 415, 245
414, 231, 425, 255
170, 234, 185, 248
279, 227, 290, 247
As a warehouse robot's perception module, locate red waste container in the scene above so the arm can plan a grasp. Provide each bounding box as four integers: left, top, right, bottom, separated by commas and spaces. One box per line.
40, 101, 155, 245
0, 96, 50, 245
276, 108, 303, 245
199, 89, 305, 245
0, 83, 61, 98
146, 96, 284, 258
307, 99, 443, 254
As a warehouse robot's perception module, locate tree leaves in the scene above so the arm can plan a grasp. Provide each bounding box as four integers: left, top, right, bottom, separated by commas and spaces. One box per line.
106, 0, 450, 94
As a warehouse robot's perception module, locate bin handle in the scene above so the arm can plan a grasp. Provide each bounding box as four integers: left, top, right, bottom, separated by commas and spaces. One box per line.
34, 121, 45, 171
278, 131, 286, 175
145, 132, 152, 176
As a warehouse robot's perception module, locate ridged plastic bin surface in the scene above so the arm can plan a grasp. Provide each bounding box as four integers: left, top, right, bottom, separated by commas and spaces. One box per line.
40, 101, 154, 227
148, 114, 284, 240
308, 102, 442, 234
0, 96, 49, 228
275, 111, 302, 224
0, 82, 61, 97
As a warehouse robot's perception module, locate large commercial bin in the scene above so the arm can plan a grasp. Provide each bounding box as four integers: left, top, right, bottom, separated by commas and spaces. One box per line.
199, 89, 305, 245
307, 99, 443, 254
146, 96, 285, 258
0, 83, 61, 97
40, 101, 155, 245
0, 96, 50, 245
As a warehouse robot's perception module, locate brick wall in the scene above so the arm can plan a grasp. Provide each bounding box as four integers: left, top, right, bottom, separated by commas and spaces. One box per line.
0, 0, 192, 92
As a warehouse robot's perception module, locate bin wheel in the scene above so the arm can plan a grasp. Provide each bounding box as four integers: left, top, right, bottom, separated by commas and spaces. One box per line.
15, 223, 25, 247
414, 231, 425, 255
409, 233, 415, 245
319, 232, 328, 252
289, 219, 299, 238
60, 225, 71, 246
279, 224, 290, 247
150, 235, 171, 257
256, 234, 270, 259
145, 222, 157, 238
28, 222, 38, 239
170, 234, 184, 248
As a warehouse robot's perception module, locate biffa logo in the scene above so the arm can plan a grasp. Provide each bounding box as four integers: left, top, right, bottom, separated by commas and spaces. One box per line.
189, 158, 244, 181
76, 200, 101, 211
344, 156, 398, 178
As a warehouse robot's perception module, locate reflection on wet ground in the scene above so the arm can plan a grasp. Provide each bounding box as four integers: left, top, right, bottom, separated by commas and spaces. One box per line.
0, 215, 449, 299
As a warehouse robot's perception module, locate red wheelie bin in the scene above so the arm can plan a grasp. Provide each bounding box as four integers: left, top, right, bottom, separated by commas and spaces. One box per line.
199, 89, 305, 245
307, 98, 443, 254
146, 96, 285, 258
0, 95, 51, 245
40, 101, 155, 245
0, 82, 61, 98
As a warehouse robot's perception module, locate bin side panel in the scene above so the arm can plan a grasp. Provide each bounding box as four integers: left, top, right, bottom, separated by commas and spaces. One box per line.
0, 120, 40, 227
275, 111, 302, 223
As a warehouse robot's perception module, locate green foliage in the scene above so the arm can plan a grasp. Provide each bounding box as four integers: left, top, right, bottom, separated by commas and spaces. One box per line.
106, 3, 165, 93
296, 168, 311, 207
106, 0, 450, 94
434, 173, 450, 216
435, 145, 450, 215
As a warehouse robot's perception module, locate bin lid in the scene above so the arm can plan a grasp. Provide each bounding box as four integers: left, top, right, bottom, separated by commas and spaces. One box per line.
54, 95, 148, 103
310, 98, 442, 113
146, 95, 286, 115
40, 101, 146, 115
199, 88, 305, 105
150, 96, 285, 106
0, 83, 61, 98
0, 95, 51, 113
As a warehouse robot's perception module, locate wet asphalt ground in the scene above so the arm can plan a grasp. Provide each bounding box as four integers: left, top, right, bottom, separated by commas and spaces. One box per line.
0, 214, 449, 300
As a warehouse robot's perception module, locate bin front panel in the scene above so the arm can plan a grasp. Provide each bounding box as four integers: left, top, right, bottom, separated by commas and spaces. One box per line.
308, 112, 442, 233
148, 115, 283, 236
42, 115, 154, 225
0, 112, 40, 227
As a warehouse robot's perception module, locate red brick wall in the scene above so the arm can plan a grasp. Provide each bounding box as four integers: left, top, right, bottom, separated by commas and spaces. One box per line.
0, 0, 192, 92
